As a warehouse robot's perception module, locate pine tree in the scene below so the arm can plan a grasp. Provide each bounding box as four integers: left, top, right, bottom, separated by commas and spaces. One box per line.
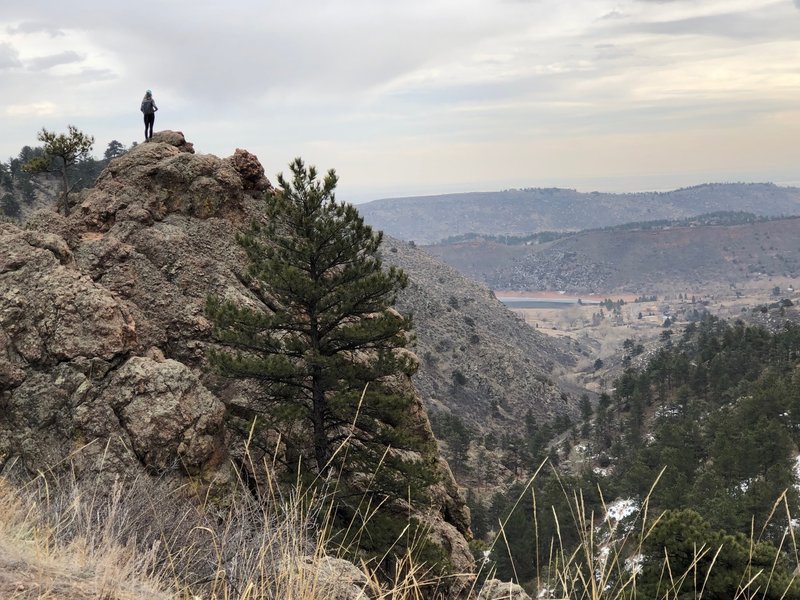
23, 125, 94, 216
206, 158, 441, 566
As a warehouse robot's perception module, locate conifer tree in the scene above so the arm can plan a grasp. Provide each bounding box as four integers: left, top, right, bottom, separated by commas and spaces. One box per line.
206, 159, 440, 566
23, 125, 94, 216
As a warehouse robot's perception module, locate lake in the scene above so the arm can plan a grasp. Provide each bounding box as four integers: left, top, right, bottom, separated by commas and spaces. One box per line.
496, 296, 601, 309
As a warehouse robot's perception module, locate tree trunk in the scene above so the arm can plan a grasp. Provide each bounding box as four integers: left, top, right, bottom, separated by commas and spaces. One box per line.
61, 164, 70, 216
311, 364, 329, 475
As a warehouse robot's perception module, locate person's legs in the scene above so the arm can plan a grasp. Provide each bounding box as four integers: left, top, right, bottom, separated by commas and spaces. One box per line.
144, 114, 155, 140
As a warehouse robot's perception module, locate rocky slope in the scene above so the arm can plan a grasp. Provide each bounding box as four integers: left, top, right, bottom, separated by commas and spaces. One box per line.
359, 183, 800, 244
0, 132, 472, 586
383, 238, 586, 444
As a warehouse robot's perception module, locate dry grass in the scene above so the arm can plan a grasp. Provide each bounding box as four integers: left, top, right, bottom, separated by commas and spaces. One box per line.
0, 450, 452, 600
0, 476, 171, 599
478, 465, 800, 600
3, 457, 798, 599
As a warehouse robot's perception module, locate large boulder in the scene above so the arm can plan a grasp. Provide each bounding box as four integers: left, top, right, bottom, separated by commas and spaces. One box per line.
99, 356, 225, 472
0, 224, 136, 366
76, 130, 271, 231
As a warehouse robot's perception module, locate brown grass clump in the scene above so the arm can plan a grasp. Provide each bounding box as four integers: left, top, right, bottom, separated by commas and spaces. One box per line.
0, 476, 172, 600
0, 458, 447, 600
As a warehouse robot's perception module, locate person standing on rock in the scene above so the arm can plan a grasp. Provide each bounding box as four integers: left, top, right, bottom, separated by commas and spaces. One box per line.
140, 90, 158, 141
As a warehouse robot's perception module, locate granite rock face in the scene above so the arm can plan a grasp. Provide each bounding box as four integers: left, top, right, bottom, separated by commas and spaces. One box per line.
0, 225, 136, 365
0, 133, 473, 593
77, 130, 267, 231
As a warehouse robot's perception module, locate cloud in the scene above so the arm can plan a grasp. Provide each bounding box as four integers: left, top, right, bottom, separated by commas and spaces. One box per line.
0, 1, 798, 197
6, 101, 57, 117
26, 50, 83, 71
594, 43, 634, 61
609, 9, 799, 41
7, 21, 64, 37
0, 42, 22, 70
600, 9, 627, 20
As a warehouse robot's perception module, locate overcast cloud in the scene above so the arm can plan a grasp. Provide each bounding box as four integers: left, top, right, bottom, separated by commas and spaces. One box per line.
1, 0, 798, 201
26, 50, 83, 71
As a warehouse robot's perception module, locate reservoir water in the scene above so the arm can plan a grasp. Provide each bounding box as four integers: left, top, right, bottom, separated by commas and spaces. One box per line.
497, 296, 601, 309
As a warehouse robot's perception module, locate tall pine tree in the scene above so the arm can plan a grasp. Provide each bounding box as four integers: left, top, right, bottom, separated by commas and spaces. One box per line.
206, 158, 441, 567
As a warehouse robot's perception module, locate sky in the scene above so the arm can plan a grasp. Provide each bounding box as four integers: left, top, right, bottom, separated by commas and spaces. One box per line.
1, 0, 799, 203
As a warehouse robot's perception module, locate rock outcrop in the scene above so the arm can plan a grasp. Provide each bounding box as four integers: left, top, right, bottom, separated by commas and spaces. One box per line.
0, 132, 473, 593
477, 579, 532, 600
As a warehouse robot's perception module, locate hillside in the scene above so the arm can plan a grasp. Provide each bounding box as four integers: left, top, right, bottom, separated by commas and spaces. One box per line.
474, 312, 800, 595
382, 237, 585, 446
358, 183, 800, 244
425, 216, 800, 293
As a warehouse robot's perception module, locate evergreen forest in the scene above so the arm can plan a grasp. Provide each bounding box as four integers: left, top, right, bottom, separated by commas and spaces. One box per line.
472, 315, 800, 597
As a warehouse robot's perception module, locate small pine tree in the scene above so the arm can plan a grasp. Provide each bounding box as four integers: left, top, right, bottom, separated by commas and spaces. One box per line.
23, 125, 94, 215
104, 139, 127, 161
0, 193, 21, 219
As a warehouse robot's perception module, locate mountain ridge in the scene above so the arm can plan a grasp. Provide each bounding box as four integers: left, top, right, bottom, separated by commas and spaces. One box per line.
425, 215, 800, 293
359, 183, 800, 244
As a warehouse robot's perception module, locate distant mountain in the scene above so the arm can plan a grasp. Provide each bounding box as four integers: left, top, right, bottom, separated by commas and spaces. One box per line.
359, 183, 800, 244
425, 216, 800, 293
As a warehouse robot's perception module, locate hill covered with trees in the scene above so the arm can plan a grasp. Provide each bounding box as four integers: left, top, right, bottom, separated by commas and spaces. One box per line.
425, 214, 800, 293
358, 184, 800, 245
382, 236, 586, 485
475, 312, 800, 597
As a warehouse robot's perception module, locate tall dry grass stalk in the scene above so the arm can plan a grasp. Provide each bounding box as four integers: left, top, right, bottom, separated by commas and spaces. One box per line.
5, 417, 797, 600
2, 453, 798, 599
480, 463, 800, 600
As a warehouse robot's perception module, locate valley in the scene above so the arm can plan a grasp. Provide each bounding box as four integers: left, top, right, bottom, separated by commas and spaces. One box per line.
497, 282, 799, 393
4, 1, 800, 595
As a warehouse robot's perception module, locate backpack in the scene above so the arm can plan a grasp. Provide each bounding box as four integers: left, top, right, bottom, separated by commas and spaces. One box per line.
141, 99, 154, 114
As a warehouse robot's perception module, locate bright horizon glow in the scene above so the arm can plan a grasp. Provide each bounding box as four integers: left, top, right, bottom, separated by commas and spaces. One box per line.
1, 1, 799, 204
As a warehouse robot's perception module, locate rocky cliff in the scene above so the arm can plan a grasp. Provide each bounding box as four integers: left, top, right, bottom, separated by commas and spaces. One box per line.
0, 132, 472, 584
